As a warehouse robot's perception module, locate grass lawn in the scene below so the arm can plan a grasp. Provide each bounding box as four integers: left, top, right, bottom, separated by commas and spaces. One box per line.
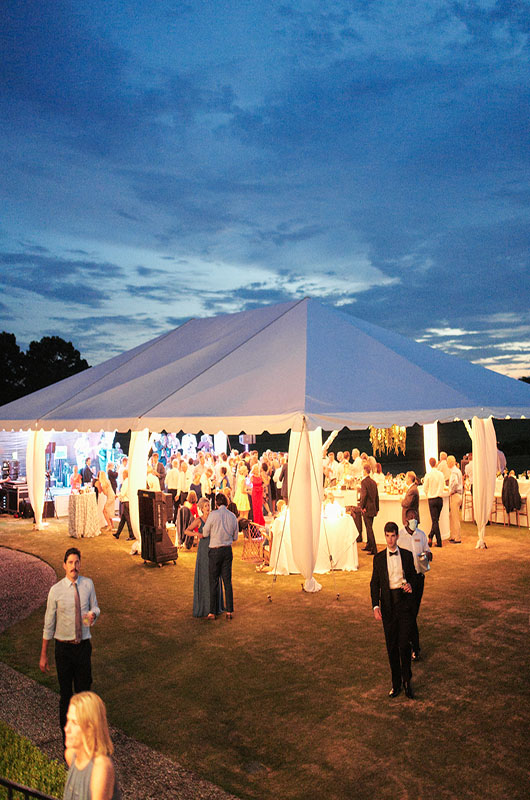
0, 515, 529, 800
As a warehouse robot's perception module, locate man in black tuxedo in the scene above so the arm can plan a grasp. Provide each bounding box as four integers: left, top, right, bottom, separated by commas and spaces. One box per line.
370, 521, 417, 699
359, 464, 379, 555
81, 457, 94, 486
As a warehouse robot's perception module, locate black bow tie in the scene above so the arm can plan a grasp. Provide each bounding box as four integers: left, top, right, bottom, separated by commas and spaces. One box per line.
389, 550, 399, 556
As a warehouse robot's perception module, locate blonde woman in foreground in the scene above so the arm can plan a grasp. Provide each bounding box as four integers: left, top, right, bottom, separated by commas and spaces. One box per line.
63, 691, 121, 800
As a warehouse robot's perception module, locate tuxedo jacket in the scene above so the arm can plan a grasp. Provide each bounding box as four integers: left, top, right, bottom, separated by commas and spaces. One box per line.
360, 475, 379, 517
370, 547, 416, 621
81, 465, 94, 485
401, 485, 419, 524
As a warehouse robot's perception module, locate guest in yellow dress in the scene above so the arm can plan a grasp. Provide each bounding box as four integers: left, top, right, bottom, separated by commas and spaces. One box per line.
233, 463, 250, 518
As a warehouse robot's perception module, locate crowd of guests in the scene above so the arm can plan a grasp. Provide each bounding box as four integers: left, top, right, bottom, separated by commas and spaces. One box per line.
72, 440, 516, 546
142, 448, 289, 531
36, 439, 520, 798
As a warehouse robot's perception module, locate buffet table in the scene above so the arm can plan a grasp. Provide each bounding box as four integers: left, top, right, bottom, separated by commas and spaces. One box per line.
68, 492, 100, 538
269, 511, 358, 575
333, 486, 450, 542
374, 489, 450, 542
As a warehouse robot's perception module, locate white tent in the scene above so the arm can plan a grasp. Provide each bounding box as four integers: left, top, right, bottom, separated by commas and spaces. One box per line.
1, 298, 529, 573
1, 298, 530, 433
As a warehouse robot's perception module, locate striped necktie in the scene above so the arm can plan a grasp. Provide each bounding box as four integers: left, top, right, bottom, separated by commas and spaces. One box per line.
74, 582, 82, 643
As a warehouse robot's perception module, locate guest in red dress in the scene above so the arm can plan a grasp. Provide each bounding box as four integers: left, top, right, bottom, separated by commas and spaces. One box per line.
250, 465, 265, 525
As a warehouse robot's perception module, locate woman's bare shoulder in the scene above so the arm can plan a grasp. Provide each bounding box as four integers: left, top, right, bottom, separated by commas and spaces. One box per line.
91, 755, 115, 800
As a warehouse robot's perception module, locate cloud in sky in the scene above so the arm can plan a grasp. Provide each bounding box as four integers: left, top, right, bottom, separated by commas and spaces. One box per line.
0, 0, 528, 379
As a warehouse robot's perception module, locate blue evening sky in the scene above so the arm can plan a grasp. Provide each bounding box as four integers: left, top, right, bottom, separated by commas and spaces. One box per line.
1, 0, 529, 376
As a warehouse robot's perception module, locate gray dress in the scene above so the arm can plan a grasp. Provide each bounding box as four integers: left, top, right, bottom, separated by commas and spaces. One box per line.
193, 520, 225, 617
63, 755, 121, 800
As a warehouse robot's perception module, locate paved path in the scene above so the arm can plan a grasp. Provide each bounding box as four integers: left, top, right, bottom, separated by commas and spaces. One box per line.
0, 547, 237, 800
0, 547, 56, 633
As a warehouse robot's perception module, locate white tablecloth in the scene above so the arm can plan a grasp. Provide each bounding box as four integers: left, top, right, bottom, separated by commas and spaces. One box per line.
269, 512, 358, 575
68, 492, 100, 538
373, 489, 450, 542
495, 477, 530, 497
331, 489, 359, 507
52, 490, 70, 517
333, 487, 450, 542
492, 477, 530, 527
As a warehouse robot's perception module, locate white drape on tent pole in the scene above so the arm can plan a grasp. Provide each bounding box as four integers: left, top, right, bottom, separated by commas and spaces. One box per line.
472, 416, 497, 549
423, 422, 438, 473
288, 420, 323, 593
214, 430, 228, 455
26, 429, 48, 530
128, 428, 150, 543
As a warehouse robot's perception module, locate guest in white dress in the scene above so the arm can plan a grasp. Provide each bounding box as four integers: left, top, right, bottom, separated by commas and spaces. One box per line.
95, 472, 115, 532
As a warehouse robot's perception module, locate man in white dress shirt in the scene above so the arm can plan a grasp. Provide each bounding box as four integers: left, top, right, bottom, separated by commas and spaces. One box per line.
351, 448, 363, 480
40, 548, 100, 740
370, 522, 417, 698
398, 509, 432, 661
423, 457, 446, 547
447, 455, 463, 542
437, 452, 451, 484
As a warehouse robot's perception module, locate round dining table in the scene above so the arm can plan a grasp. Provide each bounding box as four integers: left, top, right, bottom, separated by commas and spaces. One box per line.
68, 491, 101, 538
269, 510, 358, 575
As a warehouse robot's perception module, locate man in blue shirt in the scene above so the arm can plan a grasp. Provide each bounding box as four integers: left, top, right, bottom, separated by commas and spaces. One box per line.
40, 547, 100, 739
202, 493, 239, 619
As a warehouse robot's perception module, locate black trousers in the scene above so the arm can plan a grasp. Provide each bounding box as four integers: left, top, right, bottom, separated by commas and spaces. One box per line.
427, 497, 443, 546
411, 573, 425, 654
382, 591, 414, 690
168, 489, 179, 523
363, 515, 377, 553
115, 501, 132, 538
55, 639, 92, 738
208, 546, 234, 614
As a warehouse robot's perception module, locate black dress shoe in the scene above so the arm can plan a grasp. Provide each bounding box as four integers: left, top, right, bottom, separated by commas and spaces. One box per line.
112, 532, 120, 539
126, 536, 135, 541
389, 686, 402, 698
361, 546, 371, 551
404, 682, 415, 699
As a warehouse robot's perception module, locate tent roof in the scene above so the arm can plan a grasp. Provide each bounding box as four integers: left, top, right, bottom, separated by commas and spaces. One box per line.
1, 298, 529, 433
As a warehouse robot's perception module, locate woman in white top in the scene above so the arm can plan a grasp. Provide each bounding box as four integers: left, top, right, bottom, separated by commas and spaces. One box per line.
95, 472, 115, 531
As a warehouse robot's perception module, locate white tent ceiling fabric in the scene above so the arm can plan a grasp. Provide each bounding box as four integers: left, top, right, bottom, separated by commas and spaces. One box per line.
1, 297, 530, 433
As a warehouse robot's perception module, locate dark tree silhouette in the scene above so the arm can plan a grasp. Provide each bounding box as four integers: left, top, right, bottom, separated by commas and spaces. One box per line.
0, 333, 90, 406
520, 377, 530, 384
0, 332, 26, 406
23, 336, 89, 395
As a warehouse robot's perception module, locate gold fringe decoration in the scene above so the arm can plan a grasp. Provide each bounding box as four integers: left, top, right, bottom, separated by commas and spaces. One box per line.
369, 425, 407, 456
